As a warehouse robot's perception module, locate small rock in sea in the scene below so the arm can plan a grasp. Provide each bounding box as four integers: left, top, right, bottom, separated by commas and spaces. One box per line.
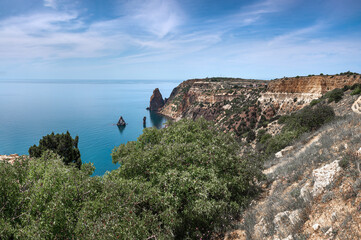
117, 116, 126, 126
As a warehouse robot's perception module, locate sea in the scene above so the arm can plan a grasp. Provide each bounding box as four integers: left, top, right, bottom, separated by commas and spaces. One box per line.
0, 79, 180, 175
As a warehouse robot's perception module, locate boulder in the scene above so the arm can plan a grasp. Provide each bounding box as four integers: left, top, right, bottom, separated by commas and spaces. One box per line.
312, 160, 341, 197
273, 210, 302, 238
149, 88, 165, 111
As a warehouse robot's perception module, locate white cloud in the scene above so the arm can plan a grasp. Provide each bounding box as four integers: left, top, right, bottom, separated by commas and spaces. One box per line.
124, 0, 185, 38
44, 0, 57, 9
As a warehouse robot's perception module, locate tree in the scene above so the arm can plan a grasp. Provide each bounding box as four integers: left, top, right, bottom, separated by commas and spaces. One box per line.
29, 131, 81, 168
108, 118, 264, 239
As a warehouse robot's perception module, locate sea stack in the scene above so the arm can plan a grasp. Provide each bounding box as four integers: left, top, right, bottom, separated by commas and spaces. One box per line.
117, 116, 126, 126
149, 88, 165, 111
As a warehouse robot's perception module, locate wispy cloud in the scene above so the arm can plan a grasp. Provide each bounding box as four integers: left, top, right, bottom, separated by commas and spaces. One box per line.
122, 0, 185, 38
267, 23, 325, 46
44, 0, 57, 9
0, 13, 123, 59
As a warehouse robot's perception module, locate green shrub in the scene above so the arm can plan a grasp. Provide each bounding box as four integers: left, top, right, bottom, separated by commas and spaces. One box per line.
265, 131, 298, 154
278, 115, 289, 124
260, 133, 272, 144
264, 105, 335, 155
350, 83, 361, 90
29, 131, 81, 168
257, 129, 267, 142
247, 130, 256, 143
339, 158, 349, 169
343, 85, 350, 91
351, 87, 361, 95
310, 99, 321, 107
324, 88, 344, 103
0, 152, 97, 239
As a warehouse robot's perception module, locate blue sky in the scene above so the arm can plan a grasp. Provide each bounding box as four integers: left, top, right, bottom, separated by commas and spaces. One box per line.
0, 0, 360, 80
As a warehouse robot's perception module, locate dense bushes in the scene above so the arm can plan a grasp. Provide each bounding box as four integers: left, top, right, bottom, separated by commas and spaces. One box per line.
324, 88, 344, 103
351, 86, 361, 95
110, 118, 264, 239
1, 118, 264, 239
29, 131, 81, 168
261, 105, 335, 155
0, 152, 98, 239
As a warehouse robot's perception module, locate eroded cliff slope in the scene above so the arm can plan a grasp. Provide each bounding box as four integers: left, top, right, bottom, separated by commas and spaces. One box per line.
160, 73, 361, 138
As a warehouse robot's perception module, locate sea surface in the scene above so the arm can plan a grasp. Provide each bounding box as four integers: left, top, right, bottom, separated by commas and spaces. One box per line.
0, 79, 180, 175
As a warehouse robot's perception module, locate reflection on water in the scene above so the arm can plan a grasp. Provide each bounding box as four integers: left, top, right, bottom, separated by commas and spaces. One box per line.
117, 125, 126, 134
149, 111, 166, 129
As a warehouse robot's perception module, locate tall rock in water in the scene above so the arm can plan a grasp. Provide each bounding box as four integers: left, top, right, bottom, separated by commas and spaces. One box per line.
149, 88, 165, 111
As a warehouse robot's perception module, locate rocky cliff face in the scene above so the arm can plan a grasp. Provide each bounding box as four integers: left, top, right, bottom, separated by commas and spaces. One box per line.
262, 74, 361, 115
159, 74, 361, 136
149, 88, 165, 111
268, 75, 361, 94
159, 78, 269, 136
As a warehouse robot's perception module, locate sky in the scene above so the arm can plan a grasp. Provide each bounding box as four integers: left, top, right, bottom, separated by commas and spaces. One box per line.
0, 0, 360, 80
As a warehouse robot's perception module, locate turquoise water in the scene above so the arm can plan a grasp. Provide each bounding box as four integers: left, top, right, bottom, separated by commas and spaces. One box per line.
0, 80, 179, 175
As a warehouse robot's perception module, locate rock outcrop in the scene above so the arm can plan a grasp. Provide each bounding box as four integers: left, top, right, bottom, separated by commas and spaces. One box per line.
0, 154, 20, 164
149, 88, 165, 111
268, 75, 361, 94
117, 116, 126, 126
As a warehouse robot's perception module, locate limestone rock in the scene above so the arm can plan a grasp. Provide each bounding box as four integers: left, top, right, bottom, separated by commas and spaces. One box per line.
0, 154, 20, 164
275, 151, 283, 158
273, 210, 302, 238
149, 88, 165, 111
312, 223, 320, 231
357, 147, 361, 156
268, 75, 361, 94
312, 160, 341, 197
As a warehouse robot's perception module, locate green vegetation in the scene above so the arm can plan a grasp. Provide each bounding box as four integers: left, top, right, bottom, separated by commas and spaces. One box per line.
351, 86, 361, 95
309, 99, 321, 107
260, 105, 335, 155
1, 119, 264, 239
324, 88, 344, 103
339, 71, 360, 76
29, 131, 81, 168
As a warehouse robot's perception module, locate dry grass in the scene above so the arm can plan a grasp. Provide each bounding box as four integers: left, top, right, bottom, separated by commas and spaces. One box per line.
234, 113, 361, 239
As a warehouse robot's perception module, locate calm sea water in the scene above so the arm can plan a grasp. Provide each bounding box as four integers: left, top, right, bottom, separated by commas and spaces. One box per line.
0, 79, 179, 175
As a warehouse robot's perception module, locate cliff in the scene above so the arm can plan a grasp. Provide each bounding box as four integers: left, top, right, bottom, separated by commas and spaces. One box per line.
268, 74, 361, 94
159, 74, 361, 136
